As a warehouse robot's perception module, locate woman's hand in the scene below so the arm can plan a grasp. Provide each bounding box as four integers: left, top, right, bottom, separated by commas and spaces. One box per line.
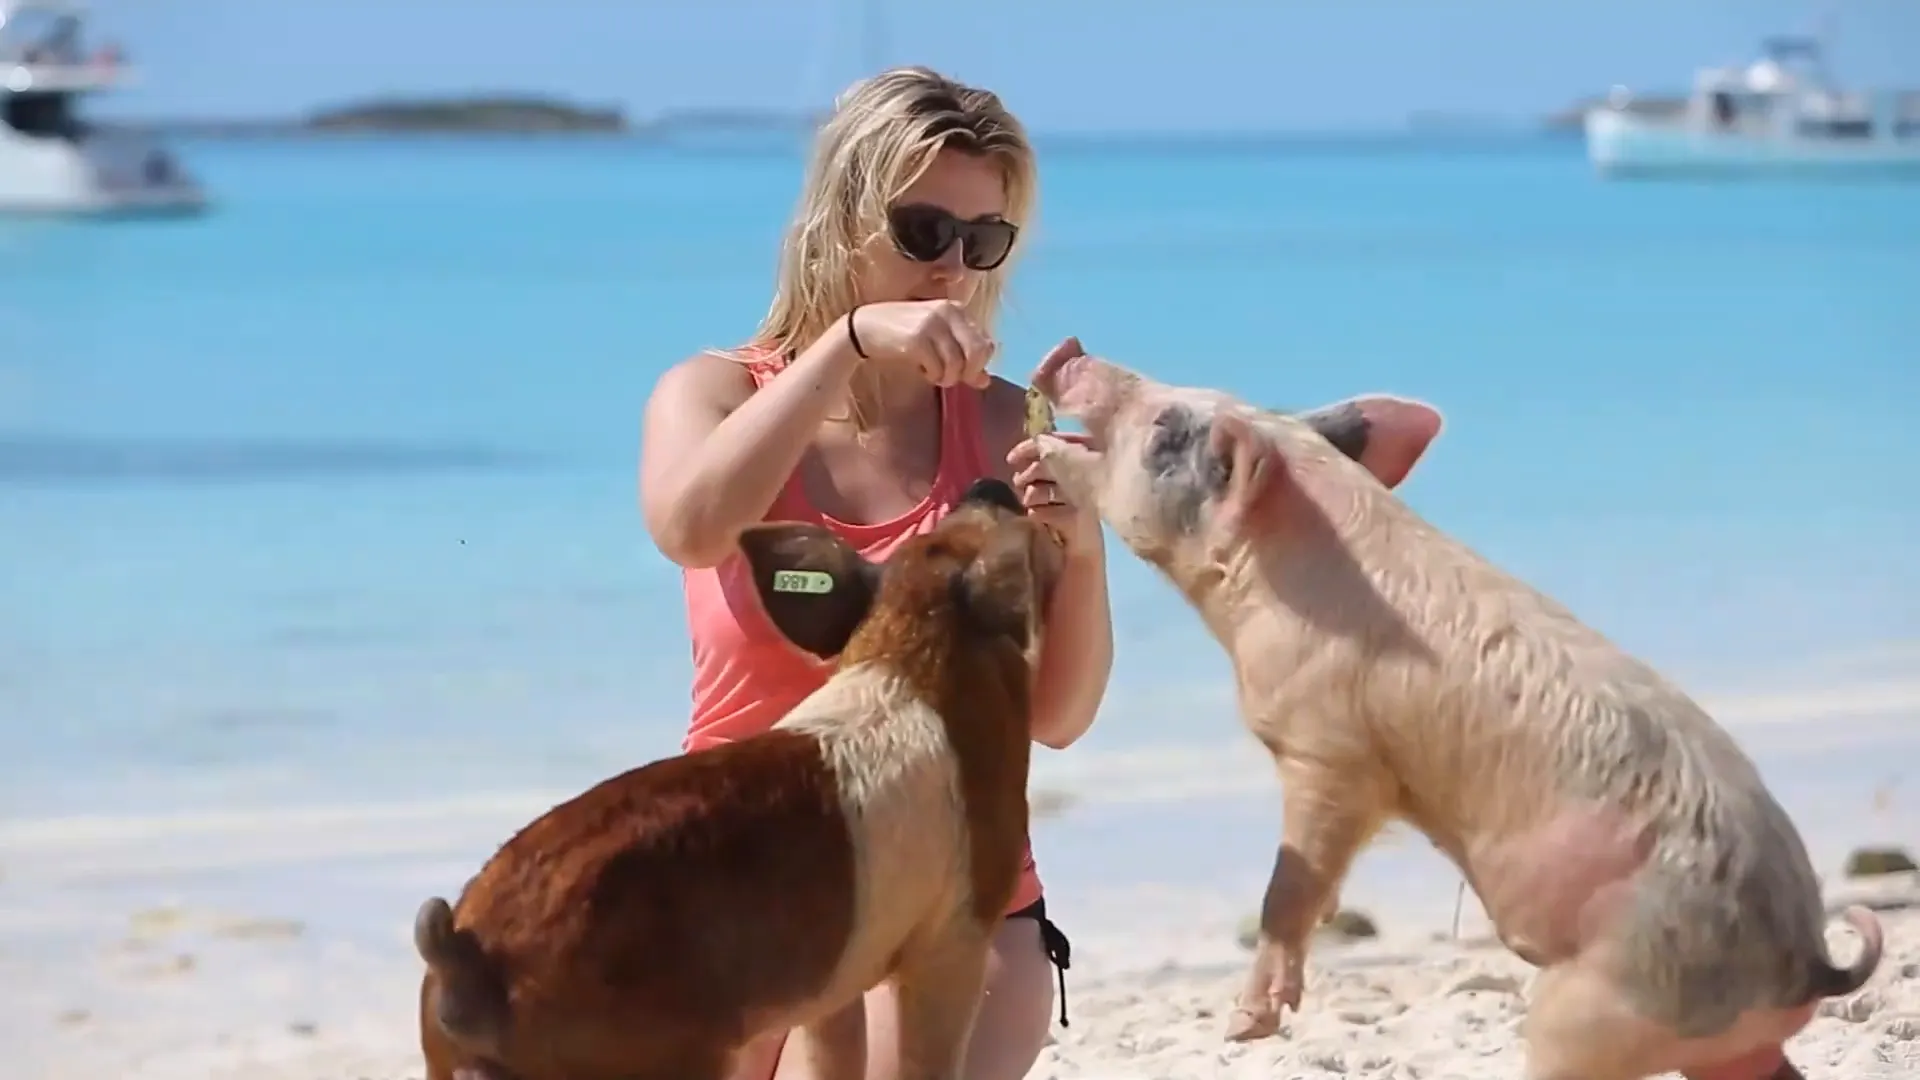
848, 299, 995, 390
1007, 431, 1104, 562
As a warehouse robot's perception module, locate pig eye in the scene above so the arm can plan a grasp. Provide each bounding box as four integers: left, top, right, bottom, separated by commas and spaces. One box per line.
1144, 403, 1190, 441
1144, 405, 1214, 487
1145, 406, 1196, 455
1204, 448, 1232, 493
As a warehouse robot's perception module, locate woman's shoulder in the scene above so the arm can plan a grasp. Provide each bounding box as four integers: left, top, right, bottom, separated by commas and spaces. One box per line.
651, 348, 761, 413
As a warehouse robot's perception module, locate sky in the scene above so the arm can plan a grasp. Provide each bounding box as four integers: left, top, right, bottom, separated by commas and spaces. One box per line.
46, 0, 1920, 133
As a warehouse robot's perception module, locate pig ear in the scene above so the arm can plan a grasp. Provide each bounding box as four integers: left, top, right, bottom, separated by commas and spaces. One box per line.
1296, 395, 1443, 489
958, 522, 1042, 650
736, 523, 880, 660
1200, 412, 1287, 544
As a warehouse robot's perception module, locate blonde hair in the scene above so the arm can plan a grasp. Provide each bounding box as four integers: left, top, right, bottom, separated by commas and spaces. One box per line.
743, 65, 1037, 433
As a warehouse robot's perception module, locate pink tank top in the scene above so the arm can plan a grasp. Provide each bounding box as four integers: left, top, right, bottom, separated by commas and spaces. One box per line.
678, 350, 1044, 915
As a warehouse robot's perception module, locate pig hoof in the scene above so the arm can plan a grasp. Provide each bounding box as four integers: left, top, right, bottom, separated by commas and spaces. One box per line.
1224, 1003, 1281, 1042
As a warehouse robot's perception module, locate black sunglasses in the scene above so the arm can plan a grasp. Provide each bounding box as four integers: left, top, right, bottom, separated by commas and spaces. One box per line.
887, 203, 1019, 271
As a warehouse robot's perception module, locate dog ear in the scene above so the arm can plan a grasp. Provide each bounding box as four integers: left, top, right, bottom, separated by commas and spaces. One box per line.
736, 523, 880, 660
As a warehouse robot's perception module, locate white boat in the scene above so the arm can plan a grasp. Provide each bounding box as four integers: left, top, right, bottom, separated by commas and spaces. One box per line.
0, 0, 206, 216
1585, 34, 1920, 179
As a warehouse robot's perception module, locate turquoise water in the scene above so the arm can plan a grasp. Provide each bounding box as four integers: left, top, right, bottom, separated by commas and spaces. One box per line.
2, 133, 1915, 858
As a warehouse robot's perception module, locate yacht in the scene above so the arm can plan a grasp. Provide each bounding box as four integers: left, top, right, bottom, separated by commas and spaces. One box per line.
0, 0, 206, 215
1584, 34, 1920, 179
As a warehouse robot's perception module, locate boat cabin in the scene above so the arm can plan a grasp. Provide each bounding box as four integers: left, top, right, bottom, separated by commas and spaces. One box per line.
0, 0, 204, 214
1688, 36, 1914, 142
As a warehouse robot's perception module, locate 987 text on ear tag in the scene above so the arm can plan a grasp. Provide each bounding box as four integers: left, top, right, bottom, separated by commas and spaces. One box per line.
771, 569, 835, 595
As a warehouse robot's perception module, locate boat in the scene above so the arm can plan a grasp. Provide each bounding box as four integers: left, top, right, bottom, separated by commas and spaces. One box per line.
1584, 33, 1920, 179
0, 0, 206, 216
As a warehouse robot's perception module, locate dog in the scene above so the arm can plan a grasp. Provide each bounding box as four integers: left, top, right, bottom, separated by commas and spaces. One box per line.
412, 477, 1064, 1080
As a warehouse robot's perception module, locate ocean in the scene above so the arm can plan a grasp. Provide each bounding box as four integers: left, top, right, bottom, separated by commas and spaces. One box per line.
2, 133, 1916, 954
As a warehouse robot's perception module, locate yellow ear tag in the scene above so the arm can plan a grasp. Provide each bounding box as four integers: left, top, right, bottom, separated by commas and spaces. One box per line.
771, 569, 835, 595
1024, 386, 1056, 439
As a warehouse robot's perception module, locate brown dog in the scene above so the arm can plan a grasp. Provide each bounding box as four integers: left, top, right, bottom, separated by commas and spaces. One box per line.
411, 477, 1064, 1080
1028, 350, 1883, 1080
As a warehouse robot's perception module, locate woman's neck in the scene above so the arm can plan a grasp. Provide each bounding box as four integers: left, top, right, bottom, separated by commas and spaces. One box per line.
842, 362, 939, 434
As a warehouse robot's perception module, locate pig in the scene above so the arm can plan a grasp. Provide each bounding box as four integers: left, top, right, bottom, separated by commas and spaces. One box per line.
1026, 348, 1883, 1080
411, 476, 1064, 1080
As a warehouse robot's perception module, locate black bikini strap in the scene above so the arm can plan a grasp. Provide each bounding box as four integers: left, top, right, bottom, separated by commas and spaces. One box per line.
1037, 912, 1072, 1028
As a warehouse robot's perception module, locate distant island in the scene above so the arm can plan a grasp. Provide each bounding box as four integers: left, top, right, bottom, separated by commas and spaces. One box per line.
1541, 94, 1687, 133
306, 95, 628, 133
97, 94, 831, 139
97, 94, 633, 138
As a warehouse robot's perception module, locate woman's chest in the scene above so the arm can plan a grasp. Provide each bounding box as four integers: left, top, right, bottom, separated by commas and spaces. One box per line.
795, 424, 947, 527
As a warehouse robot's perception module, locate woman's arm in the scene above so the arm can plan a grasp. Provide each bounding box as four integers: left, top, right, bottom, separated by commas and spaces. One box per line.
640, 333, 865, 569
981, 376, 1115, 751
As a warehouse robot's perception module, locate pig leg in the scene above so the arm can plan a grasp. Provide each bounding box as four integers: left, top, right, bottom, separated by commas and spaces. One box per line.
1529, 952, 1820, 1080
891, 925, 992, 1080
1683, 1048, 1806, 1080
1521, 958, 1684, 1080
1224, 761, 1387, 1042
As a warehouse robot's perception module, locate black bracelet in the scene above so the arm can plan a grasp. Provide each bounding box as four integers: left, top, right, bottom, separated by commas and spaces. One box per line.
845, 305, 870, 360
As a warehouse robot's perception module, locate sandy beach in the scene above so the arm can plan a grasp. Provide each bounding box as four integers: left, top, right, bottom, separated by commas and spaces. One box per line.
4, 703, 1918, 1080
1033, 890, 1920, 1080
4, 844, 1915, 1080
3, 678, 1917, 1080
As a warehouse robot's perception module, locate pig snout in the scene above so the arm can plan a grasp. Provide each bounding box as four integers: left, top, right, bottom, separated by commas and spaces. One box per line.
1034, 349, 1135, 433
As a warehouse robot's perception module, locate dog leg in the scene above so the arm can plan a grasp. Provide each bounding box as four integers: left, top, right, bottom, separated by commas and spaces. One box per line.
1225, 759, 1385, 1042
891, 924, 992, 1080
627, 1045, 733, 1080
782, 997, 868, 1080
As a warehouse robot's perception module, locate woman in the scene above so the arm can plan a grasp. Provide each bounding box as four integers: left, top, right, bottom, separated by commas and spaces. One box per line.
638, 66, 1112, 1080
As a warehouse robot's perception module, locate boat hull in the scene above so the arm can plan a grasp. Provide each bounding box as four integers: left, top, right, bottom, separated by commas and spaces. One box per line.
0, 127, 209, 217
0, 183, 207, 217
1585, 108, 1920, 179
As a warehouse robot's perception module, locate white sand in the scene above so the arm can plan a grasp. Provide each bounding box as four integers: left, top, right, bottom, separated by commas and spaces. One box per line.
4, 872, 1916, 1080
1037, 886, 1920, 1080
